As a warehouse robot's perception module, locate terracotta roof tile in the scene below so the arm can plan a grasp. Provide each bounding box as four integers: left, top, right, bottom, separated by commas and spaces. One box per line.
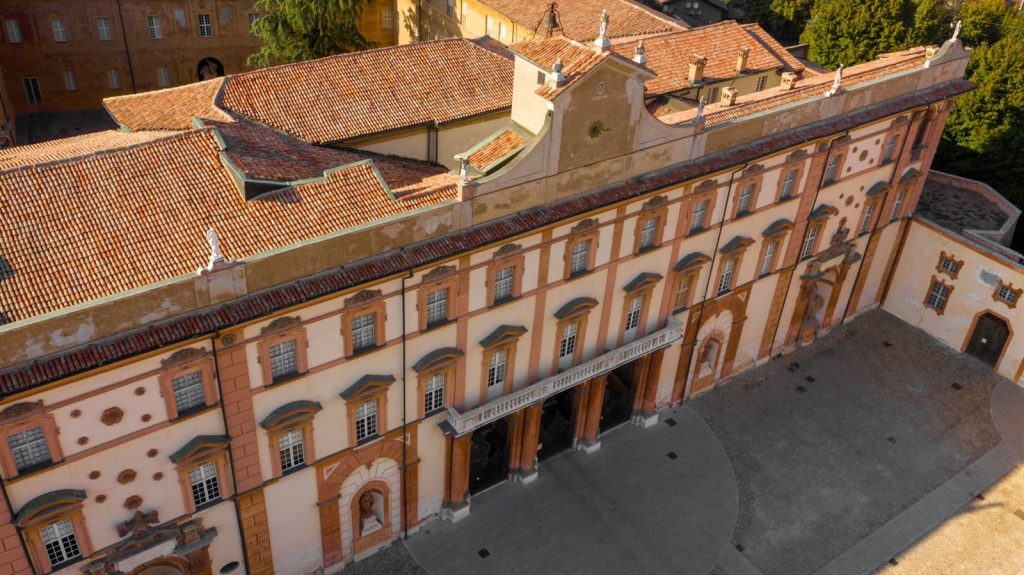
104, 78, 231, 131
0, 130, 173, 170
466, 128, 527, 173
0, 127, 455, 323
217, 38, 514, 144
613, 21, 803, 95
512, 36, 629, 99
482, 0, 685, 41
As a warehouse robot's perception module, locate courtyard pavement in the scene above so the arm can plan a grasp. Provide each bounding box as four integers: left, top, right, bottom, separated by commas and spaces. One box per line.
357, 309, 1019, 574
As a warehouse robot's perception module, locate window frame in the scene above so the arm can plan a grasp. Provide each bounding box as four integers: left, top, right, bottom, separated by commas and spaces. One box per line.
5, 19, 22, 44
859, 194, 884, 236
551, 298, 598, 373
260, 400, 321, 478
935, 251, 963, 280
993, 280, 1021, 309
924, 275, 954, 315
51, 18, 68, 42
890, 187, 907, 222
687, 181, 718, 235
563, 219, 600, 279
159, 349, 218, 420
381, 5, 395, 30
479, 327, 525, 398
147, 15, 162, 39
487, 244, 524, 306
881, 133, 900, 164
672, 269, 699, 313
732, 167, 763, 218
156, 65, 171, 87
342, 290, 386, 357
198, 13, 213, 37
258, 316, 309, 386
801, 223, 822, 260
413, 348, 461, 418
418, 265, 458, 330
22, 77, 41, 105
62, 69, 77, 92
106, 68, 120, 90
0, 406, 62, 479
16, 493, 92, 573
171, 437, 233, 514
757, 238, 781, 277
619, 274, 660, 346
633, 196, 668, 254
96, 17, 112, 41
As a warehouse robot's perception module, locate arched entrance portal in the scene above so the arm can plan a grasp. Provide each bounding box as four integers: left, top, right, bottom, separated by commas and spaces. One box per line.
197, 57, 224, 81
468, 420, 510, 494
600, 364, 637, 432
965, 312, 1010, 367
130, 557, 191, 575
537, 389, 574, 461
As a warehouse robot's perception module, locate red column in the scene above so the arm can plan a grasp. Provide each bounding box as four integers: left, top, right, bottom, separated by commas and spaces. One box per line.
639, 349, 666, 420
579, 374, 607, 453
518, 403, 543, 483
571, 381, 591, 448
444, 433, 473, 520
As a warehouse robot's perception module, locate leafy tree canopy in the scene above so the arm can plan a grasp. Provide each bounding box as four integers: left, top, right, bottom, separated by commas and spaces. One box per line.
249, 0, 373, 67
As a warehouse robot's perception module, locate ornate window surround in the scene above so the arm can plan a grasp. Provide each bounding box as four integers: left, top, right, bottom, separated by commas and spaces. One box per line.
169, 435, 233, 514
257, 316, 309, 386
731, 165, 764, 219
486, 244, 525, 306
259, 400, 322, 478
158, 348, 218, 421
618, 272, 662, 346
563, 219, 600, 279
341, 290, 387, 358
412, 348, 463, 418
418, 265, 459, 331
775, 150, 807, 202
0, 401, 62, 480
924, 275, 955, 315
479, 325, 527, 399
633, 196, 669, 254
993, 279, 1021, 309
14, 489, 92, 573
672, 252, 710, 313
339, 375, 394, 446
551, 297, 599, 372
935, 251, 964, 280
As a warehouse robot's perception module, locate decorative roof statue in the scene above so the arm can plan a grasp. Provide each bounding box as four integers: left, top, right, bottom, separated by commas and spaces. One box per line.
951, 19, 962, 41
694, 99, 705, 124
551, 58, 565, 85
634, 40, 647, 65
206, 227, 224, 269
824, 65, 843, 97
594, 9, 611, 51
458, 157, 470, 186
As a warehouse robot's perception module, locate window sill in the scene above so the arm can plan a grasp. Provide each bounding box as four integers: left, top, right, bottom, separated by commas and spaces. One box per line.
636, 244, 659, 255
172, 403, 219, 423
349, 345, 381, 359
687, 226, 706, 237
424, 407, 447, 418
357, 434, 380, 447
671, 305, 689, 316
281, 463, 308, 477
567, 269, 593, 281
194, 497, 223, 514
489, 294, 520, 310
10, 459, 56, 480
269, 371, 303, 387
777, 194, 797, 204
422, 318, 454, 333
48, 556, 85, 573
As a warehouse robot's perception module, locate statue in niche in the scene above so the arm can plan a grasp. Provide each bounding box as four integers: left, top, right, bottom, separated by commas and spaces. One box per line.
359, 492, 382, 537
698, 338, 720, 371
831, 217, 850, 246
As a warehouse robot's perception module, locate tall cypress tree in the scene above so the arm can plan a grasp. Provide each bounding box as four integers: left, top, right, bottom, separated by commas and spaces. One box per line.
249, 0, 373, 67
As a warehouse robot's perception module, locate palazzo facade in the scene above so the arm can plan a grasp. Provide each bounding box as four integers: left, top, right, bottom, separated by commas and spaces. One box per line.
0, 17, 1003, 575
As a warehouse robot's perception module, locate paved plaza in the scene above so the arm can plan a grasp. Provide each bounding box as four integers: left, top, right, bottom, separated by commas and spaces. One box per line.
359, 309, 1021, 574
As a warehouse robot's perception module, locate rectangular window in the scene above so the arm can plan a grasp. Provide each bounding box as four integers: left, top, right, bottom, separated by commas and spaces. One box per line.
485, 15, 494, 35
823, 155, 840, 183
570, 240, 590, 275
172, 371, 206, 414
717, 258, 735, 295
351, 313, 376, 352
625, 295, 643, 331
706, 86, 719, 104
5, 20, 22, 44
107, 68, 120, 89
97, 17, 112, 40
883, 135, 897, 162
198, 14, 213, 37
756, 75, 768, 91
940, 257, 960, 276
737, 183, 754, 214
781, 170, 797, 198
639, 217, 657, 250
147, 15, 162, 38
537, 70, 546, 85
691, 199, 709, 232
156, 66, 170, 87
461, 2, 468, 23
760, 241, 777, 276
487, 349, 507, 388
890, 189, 905, 221
446, 0, 454, 17
802, 224, 819, 259
493, 265, 515, 302
188, 462, 221, 507
248, 12, 259, 31
23, 77, 41, 105
381, 6, 394, 30
425, 288, 448, 326
499, 22, 508, 39
268, 339, 298, 382
8, 427, 51, 471
913, 115, 930, 148
424, 373, 445, 414
40, 520, 80, 567
63, 70, 77, 91
926, 281, 950, 310
559, 321, 578, 359
278, 428, 305, 471
997, 285, 1019, 305
355, 400, 377, 441
674, 273, 694, 310
52, 18, 67, 42
859, 203, 875, 235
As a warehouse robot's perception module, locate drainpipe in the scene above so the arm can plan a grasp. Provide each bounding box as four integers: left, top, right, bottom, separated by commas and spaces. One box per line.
210, 333, 253, 575
399, 253, 414, 538
839, 124, 915, 325
765, 132, 847, 356
114, 0, 138, 93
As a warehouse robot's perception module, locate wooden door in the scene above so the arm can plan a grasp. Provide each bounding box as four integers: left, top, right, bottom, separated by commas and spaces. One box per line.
965, 313, 1009, 366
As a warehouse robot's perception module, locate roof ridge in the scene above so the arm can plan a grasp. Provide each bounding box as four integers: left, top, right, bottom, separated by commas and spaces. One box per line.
0, 128, 213, 177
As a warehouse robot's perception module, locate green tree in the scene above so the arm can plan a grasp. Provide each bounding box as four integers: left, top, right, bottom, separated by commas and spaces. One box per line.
938, 34, 1024, 203
800, 0, 916, 68
956, 0, 1010, 46
249, 0, 373, 67
910, 0, 946, 45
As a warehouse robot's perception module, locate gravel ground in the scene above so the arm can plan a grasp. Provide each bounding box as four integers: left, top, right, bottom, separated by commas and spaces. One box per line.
340, 540, 426, 575
690, 309, 1004, 575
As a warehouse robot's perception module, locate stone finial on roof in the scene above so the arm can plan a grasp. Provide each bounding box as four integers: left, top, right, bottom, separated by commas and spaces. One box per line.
694, 99, 705, 123
951, 20, 962, 41
824, 65, 843, 97
594, 9, 611, 51
551, 58, 566, 85
458, 156, 470, 185
634, 40, 647, 65
205, 227, 227, 270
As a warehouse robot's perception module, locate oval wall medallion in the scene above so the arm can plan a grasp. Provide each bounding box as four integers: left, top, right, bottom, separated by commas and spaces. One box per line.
117, 469, 137, 484
123, 495, 143, 509
101, 407, 124, 426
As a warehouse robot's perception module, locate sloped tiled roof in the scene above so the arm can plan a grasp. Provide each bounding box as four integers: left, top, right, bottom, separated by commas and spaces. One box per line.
0, 125, 456, 323
483, 0, 685, 41
661, 47, 930, 128
466, 128, 527, 174
104, 78, 232, 131
0, 130, 173, 171
512, 36, 648, 100
613, 21, 803, 96
217, 38, 514, 144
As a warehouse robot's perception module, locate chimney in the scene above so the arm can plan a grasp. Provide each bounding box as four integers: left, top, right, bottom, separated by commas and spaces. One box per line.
736, 48, 749, 73
633, 40, 647, 65
550, 58, 566, 87
688, 55, 707, 84
721, 86, 739, 107
780, 71, 798, 90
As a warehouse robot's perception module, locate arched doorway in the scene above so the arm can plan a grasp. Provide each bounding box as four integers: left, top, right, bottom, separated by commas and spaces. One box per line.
965, 312, 1010, 367
537, 390, 575, 461
197, 57, 224, 81
468, 420, 510, 494
600, 363, 637, 432
130, 557, 191, 575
